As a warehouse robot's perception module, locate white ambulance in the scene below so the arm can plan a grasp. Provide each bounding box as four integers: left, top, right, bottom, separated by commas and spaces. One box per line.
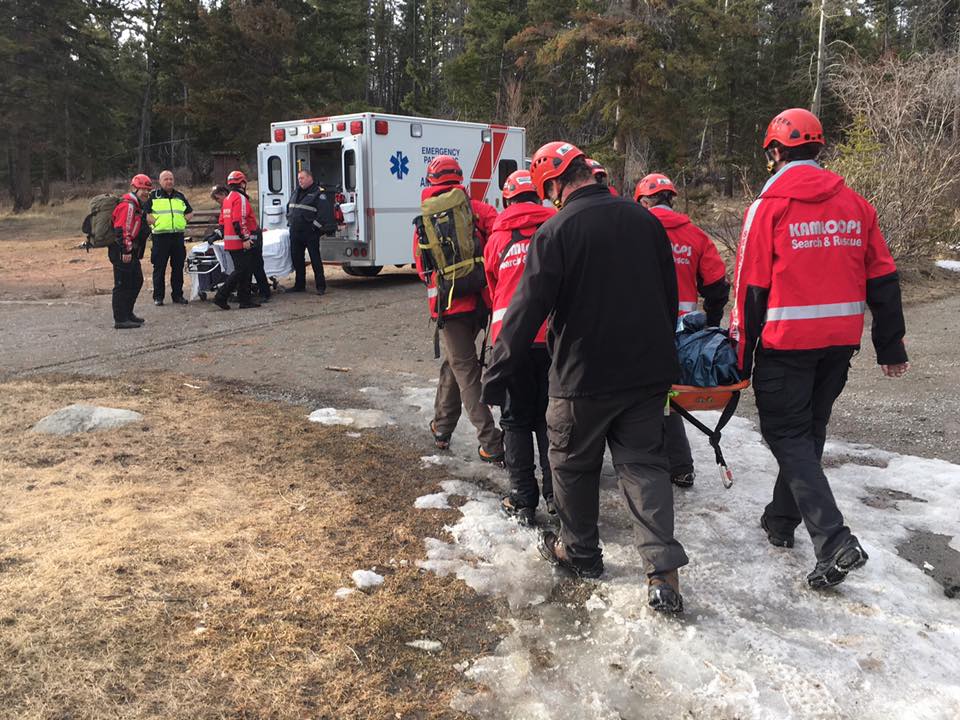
257, 112, 526, 276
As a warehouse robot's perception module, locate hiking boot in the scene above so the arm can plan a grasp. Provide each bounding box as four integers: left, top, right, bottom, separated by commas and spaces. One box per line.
129, 314, 145, 324
289, 285, 306, 293
499, 496, 536, 527
760, 514, 795, 549
114, 320, 141, 330
478, 446, 505, 466
807, 538, 869, 589
172, 296, 188, 305
238, 301, 261, 309
154, 299, 164, 306
671, 471, 695, 488
213, 297, 230, 310
544, 496, 557, 516
429, 420, 451, 450
316, 287, 327, 296
258, 294, 271, 303
648, 570, 684, 614
537, 530, 603, 579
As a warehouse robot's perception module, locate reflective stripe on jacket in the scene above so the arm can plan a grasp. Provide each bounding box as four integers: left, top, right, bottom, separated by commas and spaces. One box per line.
219, 188, 258, 251
729, 161, 906, 375
484, 202, 556, 345
287, 184, 336, 236
149, 189, 190, 234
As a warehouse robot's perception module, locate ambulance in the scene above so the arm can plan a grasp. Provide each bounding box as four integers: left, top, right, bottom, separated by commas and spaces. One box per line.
257, 113, 526, 276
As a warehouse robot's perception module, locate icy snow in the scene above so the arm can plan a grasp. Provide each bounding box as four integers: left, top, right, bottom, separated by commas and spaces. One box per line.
414, 492, 451, 509
410, 409, 960, 719
334, 587, 355, 599
350, 569, 384, 590
307, 407, 394, 428
936, 259, 960, 272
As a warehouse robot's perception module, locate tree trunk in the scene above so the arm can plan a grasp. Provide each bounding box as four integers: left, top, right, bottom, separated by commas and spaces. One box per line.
811, 0, 827, 116
137, 0, 165, 171
8, 131, 34, 213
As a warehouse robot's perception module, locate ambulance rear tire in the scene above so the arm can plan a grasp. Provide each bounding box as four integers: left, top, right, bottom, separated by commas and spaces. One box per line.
343, 265, 382, 277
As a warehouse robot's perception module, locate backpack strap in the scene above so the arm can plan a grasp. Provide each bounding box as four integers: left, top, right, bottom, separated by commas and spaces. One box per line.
498, 228, 530, 264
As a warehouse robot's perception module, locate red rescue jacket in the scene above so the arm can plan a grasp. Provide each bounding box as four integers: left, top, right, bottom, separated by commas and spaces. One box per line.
413, 184, 498, 319
729, 161, 907, 375
649, 205, 728, 322
484, 202, 557, 345
220, 187, 258, 251
111, 192, 144, 254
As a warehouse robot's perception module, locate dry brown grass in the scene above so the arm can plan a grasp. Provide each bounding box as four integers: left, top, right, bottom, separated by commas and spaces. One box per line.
0, 374, 495, 719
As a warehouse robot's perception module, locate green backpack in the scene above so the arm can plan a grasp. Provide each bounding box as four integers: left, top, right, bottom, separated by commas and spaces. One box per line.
81, 193, 122, 250
413, 187, 486, 314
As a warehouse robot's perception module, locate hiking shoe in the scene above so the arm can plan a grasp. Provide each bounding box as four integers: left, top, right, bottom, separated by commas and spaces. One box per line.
807, 538, 869, 589
213, 297, 230, 310
544, 496, 557, 516
648, 570, 684, 614
429, 420, 451, 450
129, 314, 145, 324
316, 287, 327, 296
671, 472, 695, 488
760, 514, 795, 549
172, 296, 188, 305
154, 299, 164, 306
499, 496, 536, 526
478, 446, 505, 466
537, 530, 603, 579
238, 301, 261, 309
114, 320, 141, 330
289, 286, 306, 293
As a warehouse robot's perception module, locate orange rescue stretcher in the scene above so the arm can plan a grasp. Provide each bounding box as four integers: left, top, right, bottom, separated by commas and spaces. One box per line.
669, 380, 751, 489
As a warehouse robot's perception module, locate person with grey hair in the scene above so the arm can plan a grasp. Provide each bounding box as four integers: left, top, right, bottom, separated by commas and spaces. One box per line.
146, 169, 193, 305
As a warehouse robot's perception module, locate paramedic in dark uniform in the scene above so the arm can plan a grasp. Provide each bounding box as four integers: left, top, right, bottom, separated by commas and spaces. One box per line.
146, 169, 193, 305
287, 169, 336, 295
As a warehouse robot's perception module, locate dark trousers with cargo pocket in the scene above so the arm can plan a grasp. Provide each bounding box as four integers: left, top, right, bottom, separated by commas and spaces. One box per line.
547, 385, 689, 575
501, 346, 552, 508
291, 229, 325, 291
215, 249, 254, 305
664, 413, 694, 476
109, 244, 143, 322
151, 232, 185, 301
753, 348, 856, 560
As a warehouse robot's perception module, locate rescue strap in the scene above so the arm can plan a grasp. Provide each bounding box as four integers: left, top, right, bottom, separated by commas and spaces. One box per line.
668, 388, 743, 489
478, 307, 492, 369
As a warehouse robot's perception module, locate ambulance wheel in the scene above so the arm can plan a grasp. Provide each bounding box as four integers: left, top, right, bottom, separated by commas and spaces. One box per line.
343, 265, 382, 277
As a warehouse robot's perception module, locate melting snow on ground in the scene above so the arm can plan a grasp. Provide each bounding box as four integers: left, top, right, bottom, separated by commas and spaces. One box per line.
402, 387, 960, 719
307, 407, 395, 428
936, 259, 960, 272
350, 569, 384, 590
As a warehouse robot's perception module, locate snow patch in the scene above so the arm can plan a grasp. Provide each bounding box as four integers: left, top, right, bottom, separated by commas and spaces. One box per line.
307, 407, 394, 428
334, 587, 355, 599
936, 259, 960, 272
414, 492, 451, 510
350, 569, 384, 590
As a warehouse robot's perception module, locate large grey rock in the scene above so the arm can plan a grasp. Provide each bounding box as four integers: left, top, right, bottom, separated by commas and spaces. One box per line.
32, 404, 143, 435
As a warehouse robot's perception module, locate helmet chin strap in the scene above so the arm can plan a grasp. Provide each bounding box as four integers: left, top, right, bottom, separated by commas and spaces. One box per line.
551, 180, 566, 209
764, 149, 778, 175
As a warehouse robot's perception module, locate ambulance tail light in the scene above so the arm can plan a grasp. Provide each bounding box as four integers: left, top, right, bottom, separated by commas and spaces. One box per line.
273, 128, 286, 142
350, 121, 363, 134
336, 122, 346, 131
374, 120, 388, 135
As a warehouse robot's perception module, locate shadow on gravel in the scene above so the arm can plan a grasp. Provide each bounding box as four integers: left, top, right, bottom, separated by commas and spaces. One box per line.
896, 530, 960, 598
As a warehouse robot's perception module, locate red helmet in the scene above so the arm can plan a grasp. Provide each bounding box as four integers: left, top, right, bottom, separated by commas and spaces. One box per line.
586, 158, 607, 177
227, 170, 247, 185
502, 170, 536, 200
529, 141, 585, 199
426, 155, 463, 185
634, 173, 677, 201
763, 108, 825, 149
131, 174, 153, 191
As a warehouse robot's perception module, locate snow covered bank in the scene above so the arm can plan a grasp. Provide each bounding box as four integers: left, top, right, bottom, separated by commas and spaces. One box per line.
411, 410, 960, 719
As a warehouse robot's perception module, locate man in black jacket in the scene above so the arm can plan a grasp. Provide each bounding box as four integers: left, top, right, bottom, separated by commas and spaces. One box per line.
482, 141, 688, 613
287, 169, 337, 294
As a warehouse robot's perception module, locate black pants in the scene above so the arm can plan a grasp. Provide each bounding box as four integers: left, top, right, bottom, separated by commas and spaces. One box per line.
501, 346, 553, 508
250, 236, 271, 298
291, 230, 325, 290
150, 233, 185, 301
547, 385, 688, 575
664, 413, 694, 475
108, 244, 143, 322
753, 348, 856, 560
216, 249, 253, 304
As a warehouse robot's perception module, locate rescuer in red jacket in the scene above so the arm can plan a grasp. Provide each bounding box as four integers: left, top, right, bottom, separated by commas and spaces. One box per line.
730, 108, 909, 590
483, 170, 557, 525
636, 172, 730, 488
214, 170, 260, 310
109, 174, 152, 329
413, 155, 503, 463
